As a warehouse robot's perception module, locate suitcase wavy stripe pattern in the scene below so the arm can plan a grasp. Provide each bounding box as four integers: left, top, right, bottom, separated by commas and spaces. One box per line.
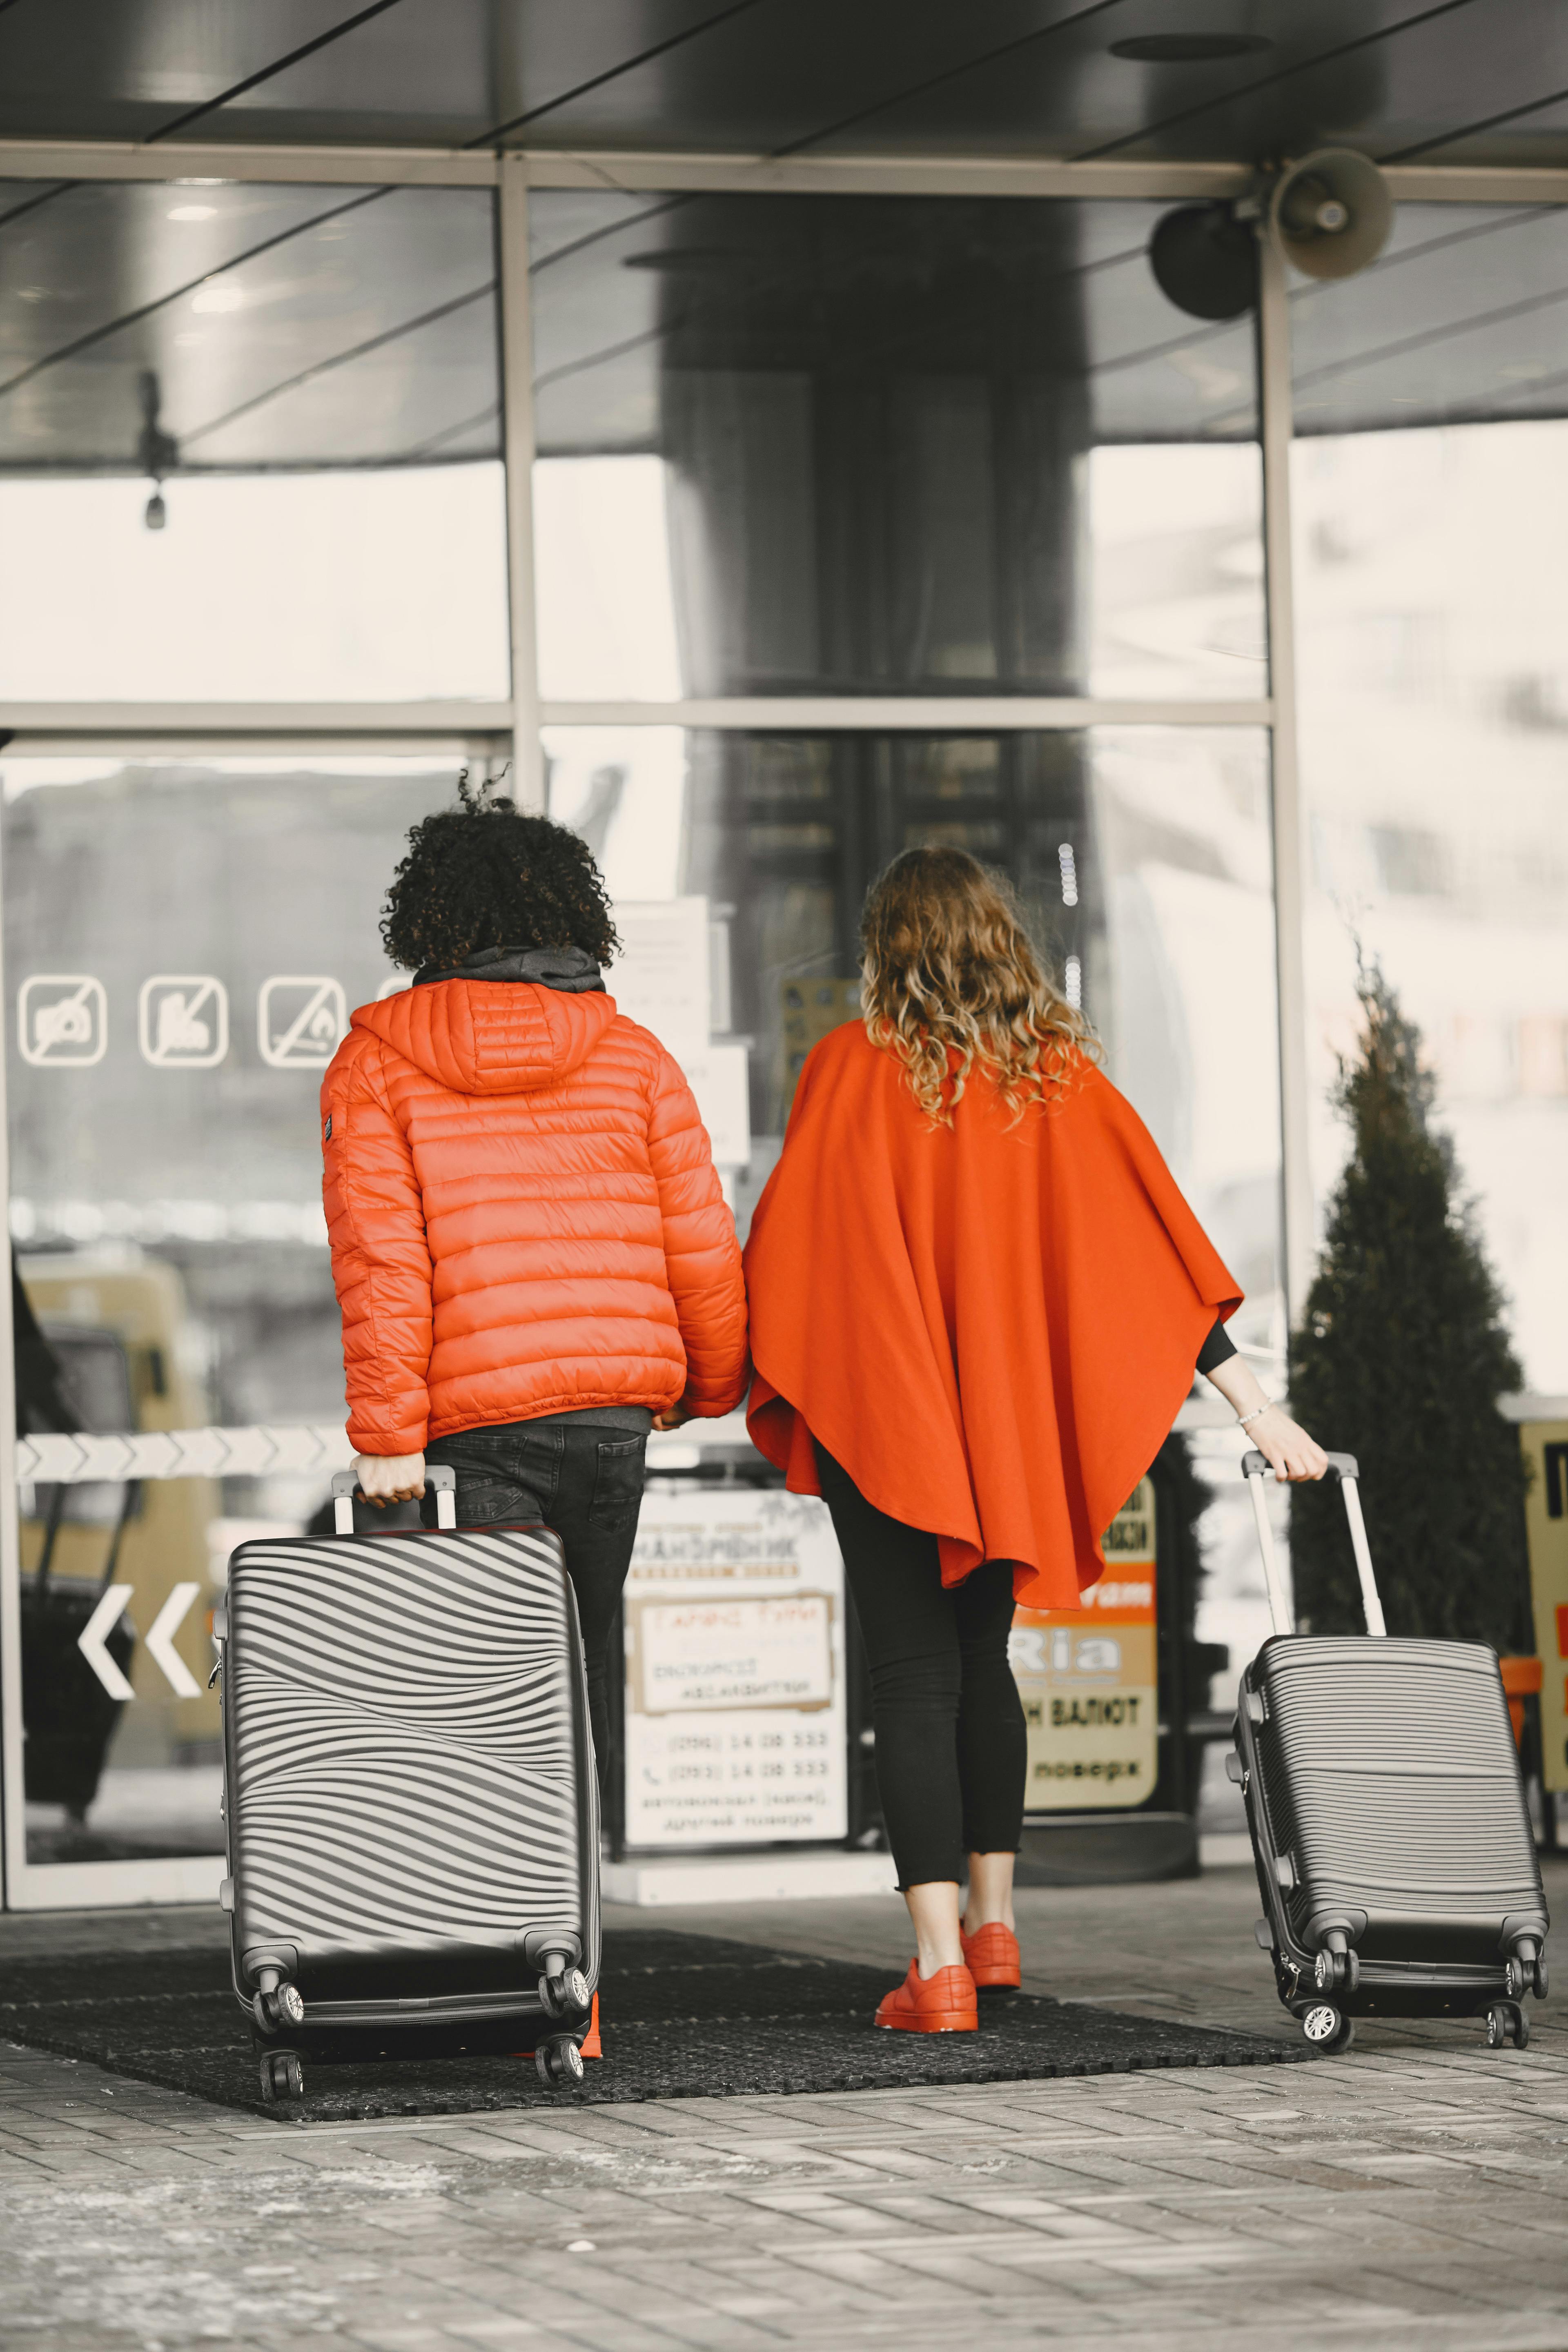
227, 1526, 590, 1964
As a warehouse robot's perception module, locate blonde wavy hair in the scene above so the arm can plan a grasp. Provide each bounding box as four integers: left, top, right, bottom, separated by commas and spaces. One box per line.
859, 846, 1096, 1127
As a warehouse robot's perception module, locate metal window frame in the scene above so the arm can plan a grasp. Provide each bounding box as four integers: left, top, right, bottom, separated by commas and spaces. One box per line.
2, 138, 1568, 203
3, 134, 1566, 1908
537, 698, 1274, 729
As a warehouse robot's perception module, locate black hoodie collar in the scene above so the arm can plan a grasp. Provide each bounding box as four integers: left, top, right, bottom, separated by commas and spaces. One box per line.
413, 944, 606, 993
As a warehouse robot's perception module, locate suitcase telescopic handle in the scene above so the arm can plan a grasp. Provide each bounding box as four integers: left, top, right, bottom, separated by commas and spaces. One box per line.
330, 1463, 456, 1534
1241, 1449, 1386, 1638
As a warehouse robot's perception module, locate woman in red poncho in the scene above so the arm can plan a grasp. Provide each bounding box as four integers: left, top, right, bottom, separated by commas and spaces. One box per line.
744, 848, 1327, 2034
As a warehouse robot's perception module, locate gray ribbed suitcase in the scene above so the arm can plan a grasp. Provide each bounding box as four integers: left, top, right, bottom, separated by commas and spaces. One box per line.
1232, 1450, 1548, 2054
215, 1466, 599, 2104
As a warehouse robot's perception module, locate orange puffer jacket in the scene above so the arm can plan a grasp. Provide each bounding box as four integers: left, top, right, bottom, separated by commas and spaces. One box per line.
321, 977, 749, 1455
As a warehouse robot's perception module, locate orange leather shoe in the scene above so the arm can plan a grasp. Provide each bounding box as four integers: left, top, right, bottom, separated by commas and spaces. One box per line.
960, 1921, 1020, 1990
875, 1960, 978, 2033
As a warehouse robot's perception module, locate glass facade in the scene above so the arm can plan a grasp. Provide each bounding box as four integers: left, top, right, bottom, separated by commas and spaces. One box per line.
1294, 416, 1568, 1393
4, 753, 484, 1864
2, 156, 1564, 1897
1289, 205, 1568, 1396
0, 183, 507, 700
545, 724, 1282, 1354
530, 193, 1262, 703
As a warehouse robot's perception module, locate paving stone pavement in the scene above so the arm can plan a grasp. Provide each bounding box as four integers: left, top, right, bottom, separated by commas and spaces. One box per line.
4, 1863, 1568, 2352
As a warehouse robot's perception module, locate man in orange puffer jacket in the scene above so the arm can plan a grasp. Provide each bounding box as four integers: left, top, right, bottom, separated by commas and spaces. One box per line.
321, 781, 749, 1786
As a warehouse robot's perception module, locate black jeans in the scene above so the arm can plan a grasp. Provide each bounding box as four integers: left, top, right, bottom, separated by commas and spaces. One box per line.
423, 1421, 647, 1801
815, 1443, 1026, 1891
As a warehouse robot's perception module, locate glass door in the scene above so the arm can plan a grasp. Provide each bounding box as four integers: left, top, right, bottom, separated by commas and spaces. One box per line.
0, 749, 501, 1904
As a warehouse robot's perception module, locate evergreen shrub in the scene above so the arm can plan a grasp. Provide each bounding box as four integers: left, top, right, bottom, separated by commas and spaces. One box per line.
1287, 963, 1530, 1650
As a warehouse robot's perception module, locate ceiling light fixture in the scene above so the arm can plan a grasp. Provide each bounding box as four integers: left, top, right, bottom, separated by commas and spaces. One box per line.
1110, 33, 1273, 62
167, 203, 217, 221
137, 370, 177, 532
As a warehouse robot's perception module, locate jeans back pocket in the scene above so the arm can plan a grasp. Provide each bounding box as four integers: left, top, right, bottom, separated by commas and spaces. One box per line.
589, 1434, 648, 1524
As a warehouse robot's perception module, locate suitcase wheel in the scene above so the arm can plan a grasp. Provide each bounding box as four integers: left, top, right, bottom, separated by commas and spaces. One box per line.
260, 2049, 305, 2102
253, 1982, 306, 2037
1486, 2002, 1529, 2051
536, 2034, 586, 2091
1300, 2002, 1355, 2054
1505, 1954, 1550, 2002
1312, 1947, 1359, 1996
538, 1965, 590, 2022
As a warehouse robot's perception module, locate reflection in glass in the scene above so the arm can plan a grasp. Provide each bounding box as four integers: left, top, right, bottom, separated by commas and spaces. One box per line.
0, 182, 507, 699
3, 753, 486, 1864
546, 725, 1281, 1358
530, 193, 1262, 702
1290, 205, 1568, 437
1295, 420, 1568, 1390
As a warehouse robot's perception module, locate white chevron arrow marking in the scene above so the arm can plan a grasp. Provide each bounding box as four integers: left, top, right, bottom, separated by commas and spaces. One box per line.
77, 1586, 135, 1702
145, 1582, 203, 1698
17, 1422, 355, 1488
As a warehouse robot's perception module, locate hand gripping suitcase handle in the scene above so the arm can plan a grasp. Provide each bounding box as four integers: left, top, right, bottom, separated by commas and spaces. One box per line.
331, 1463, 456, 1534
1241, 1449, 1386, 1638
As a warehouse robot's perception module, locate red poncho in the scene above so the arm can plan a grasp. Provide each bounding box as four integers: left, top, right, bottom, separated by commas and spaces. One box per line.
743, 1023, 1241, 1608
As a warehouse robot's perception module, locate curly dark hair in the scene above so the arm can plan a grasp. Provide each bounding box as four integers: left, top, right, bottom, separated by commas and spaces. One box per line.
380, 773, 619, 971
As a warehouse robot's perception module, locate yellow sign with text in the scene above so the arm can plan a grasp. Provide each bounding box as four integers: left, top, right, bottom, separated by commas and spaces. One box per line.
1521, 1419, 1568, 1793
1009, 1478, 1158, 1812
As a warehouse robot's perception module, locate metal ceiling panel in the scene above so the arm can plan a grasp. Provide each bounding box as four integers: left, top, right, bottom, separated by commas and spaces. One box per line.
798, 0, 1421, 165
0, 0, 1561, 167
1091, 0, 1568, 166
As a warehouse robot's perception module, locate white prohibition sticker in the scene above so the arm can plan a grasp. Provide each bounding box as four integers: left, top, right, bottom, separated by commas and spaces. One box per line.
138, 975, 229, 1069
19, 975, 107, 1067
258, 976, 346, 1069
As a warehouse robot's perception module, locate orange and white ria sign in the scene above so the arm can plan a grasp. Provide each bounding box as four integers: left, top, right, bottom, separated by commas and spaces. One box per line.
1009, 1478, 1157, 1813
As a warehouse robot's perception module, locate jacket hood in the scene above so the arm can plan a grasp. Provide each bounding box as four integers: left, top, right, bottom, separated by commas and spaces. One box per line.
352, 972, 618, 1095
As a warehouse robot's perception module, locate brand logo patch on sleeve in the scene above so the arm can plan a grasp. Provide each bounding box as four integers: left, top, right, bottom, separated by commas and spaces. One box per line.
323, 1113, 333, 1142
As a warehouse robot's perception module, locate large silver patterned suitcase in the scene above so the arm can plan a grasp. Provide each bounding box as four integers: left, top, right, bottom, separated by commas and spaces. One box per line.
215, 1466, 599, 2103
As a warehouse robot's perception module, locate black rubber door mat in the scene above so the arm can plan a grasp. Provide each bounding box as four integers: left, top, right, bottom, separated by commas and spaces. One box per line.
0, 1928, 1306, 2121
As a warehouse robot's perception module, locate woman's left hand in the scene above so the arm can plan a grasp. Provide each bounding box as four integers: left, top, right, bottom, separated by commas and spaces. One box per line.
1245, 1407, 1329, 1483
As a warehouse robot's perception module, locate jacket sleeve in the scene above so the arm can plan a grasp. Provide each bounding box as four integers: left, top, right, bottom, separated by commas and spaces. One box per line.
647, 1049, 750, 1416
321, 1035, 434, 1455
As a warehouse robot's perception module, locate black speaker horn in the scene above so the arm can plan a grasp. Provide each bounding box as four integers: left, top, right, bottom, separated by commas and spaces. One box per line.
1149, 203, 1258, 322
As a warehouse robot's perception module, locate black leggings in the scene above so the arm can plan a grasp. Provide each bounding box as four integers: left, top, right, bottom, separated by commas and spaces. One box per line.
814, 1444, 1027, 1891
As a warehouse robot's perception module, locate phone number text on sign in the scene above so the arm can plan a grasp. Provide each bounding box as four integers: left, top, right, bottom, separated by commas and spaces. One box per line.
623, 1488, 846, 1850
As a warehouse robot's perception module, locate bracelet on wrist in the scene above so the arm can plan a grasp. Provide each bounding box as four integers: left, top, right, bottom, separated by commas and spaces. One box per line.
1236, 1401, 1274, 1429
